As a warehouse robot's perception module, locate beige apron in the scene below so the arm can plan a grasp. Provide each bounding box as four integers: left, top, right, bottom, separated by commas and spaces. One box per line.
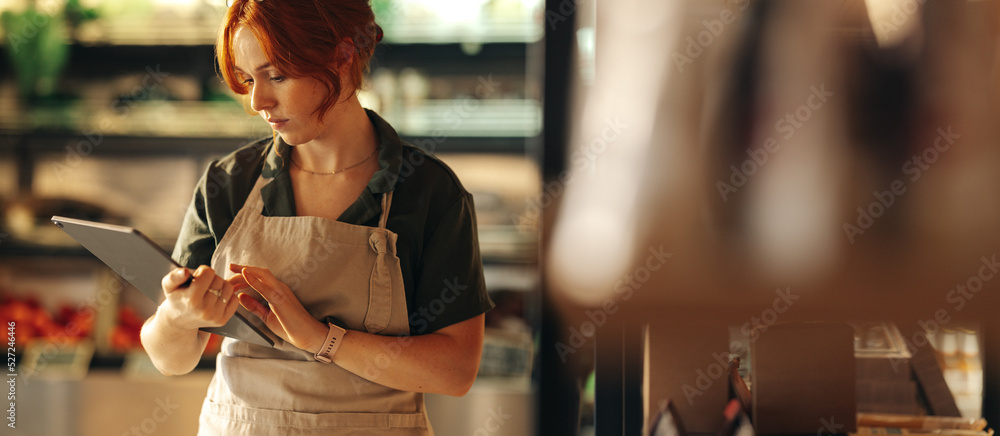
198, 175, 431, 435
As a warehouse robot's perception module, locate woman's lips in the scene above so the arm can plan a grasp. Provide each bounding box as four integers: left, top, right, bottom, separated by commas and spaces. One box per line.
266, 118, 288, 129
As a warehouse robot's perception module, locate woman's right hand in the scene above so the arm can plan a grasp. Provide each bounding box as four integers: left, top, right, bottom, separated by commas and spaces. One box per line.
158, 265, 240, 331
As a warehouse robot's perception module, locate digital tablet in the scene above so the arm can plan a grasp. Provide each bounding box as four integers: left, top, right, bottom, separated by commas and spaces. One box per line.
51, 216, 277, 348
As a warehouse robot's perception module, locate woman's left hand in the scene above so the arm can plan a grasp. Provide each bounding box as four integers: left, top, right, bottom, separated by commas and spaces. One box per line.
228, 263, 329, 353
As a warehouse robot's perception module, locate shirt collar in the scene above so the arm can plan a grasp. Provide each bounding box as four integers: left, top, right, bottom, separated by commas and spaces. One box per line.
258, 109, 403, 218
261, 109, 402, 192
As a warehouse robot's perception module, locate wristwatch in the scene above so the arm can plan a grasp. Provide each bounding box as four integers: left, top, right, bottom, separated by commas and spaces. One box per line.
314, 322, 348, 364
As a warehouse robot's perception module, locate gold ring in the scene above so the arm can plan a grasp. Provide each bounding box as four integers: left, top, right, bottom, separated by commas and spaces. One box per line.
208, 289, 222, 298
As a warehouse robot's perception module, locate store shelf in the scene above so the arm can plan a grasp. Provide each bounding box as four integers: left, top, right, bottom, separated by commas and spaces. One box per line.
384, 19, 542, 44
384, 99, 541, 138
479, 224, 538, 263
24, 10, 541, 47
0, 99, 270, 139
73, 19, 223, 47
403, 135, 532, 154
483, 262, 538, 293
0, 133, 268, 157
75, 20, 543, 46
0, 99, 538, 154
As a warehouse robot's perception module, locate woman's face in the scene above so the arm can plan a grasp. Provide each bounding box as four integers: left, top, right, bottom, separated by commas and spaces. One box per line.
232, 26, 336, 146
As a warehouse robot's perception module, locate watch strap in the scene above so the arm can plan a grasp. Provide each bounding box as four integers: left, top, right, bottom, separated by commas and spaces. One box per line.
314, 322, 347, 364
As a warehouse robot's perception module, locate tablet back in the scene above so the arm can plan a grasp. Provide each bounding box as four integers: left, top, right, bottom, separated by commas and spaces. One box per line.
51, 216, 276, 348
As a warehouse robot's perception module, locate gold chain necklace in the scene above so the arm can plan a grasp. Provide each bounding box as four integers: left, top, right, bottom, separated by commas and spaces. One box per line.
291, 147, 379, 175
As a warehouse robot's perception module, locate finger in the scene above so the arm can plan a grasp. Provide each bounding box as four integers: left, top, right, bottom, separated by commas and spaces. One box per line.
238, 292, 272, 323
241, 267, 276, 301
206, 281, 233, 313
161, 268, 191, 294
219, 281, 235, 306
220, 290, 241, 320
208, 275, 227, 304
225, 271, 255, 298
226, 273, 251, 290
209, 274, 226, 291
238, 293, 288, 343
241, 267, 290, 306
211, 282, 239, 322
229, 263, 247, 274
188, 265, 217, 306
203, 287, 239, 328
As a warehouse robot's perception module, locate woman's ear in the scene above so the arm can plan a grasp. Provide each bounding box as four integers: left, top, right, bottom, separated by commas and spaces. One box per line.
333, 38, 355, 73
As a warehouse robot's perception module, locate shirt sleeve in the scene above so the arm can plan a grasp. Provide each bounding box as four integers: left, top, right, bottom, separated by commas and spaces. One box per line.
171, 166, 216, 269
171, 142, 267, 268
409, 193, 494, 335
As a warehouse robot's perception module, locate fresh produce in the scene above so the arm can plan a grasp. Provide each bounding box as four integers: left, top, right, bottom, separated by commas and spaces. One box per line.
0, 295, 94, 342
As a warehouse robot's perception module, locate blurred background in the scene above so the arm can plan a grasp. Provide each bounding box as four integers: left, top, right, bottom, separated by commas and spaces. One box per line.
3, 0, 1000, 435
0, 0, 542, 434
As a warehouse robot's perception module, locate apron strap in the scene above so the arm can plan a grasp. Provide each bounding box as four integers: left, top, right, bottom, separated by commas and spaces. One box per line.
365, 236, 393, 334
366, 191, 394, 333
378, 191, 393, 229
246, 175, 269, 212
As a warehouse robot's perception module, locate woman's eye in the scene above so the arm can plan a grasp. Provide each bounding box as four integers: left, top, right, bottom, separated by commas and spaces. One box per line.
241, 77, 254, 85
270, 76, 286, 83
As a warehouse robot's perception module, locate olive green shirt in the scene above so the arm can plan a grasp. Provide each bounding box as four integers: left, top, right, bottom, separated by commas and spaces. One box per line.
172, 110, 493, 335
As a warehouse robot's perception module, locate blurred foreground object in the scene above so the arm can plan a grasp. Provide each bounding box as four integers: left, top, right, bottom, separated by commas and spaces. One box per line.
546, 0, 1000, 313
542, 0, 1000, 432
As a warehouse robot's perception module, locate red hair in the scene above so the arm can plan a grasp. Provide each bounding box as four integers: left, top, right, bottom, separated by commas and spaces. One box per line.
217, 0, 382, 119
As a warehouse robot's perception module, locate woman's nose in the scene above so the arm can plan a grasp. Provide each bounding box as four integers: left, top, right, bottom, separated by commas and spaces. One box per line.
249, 83, 274, 112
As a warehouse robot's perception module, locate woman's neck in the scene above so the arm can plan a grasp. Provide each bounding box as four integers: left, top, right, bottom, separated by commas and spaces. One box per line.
291, 94, 378, 174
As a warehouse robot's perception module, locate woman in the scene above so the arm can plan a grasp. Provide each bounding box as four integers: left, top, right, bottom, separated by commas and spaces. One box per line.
139, 0, 493, 434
